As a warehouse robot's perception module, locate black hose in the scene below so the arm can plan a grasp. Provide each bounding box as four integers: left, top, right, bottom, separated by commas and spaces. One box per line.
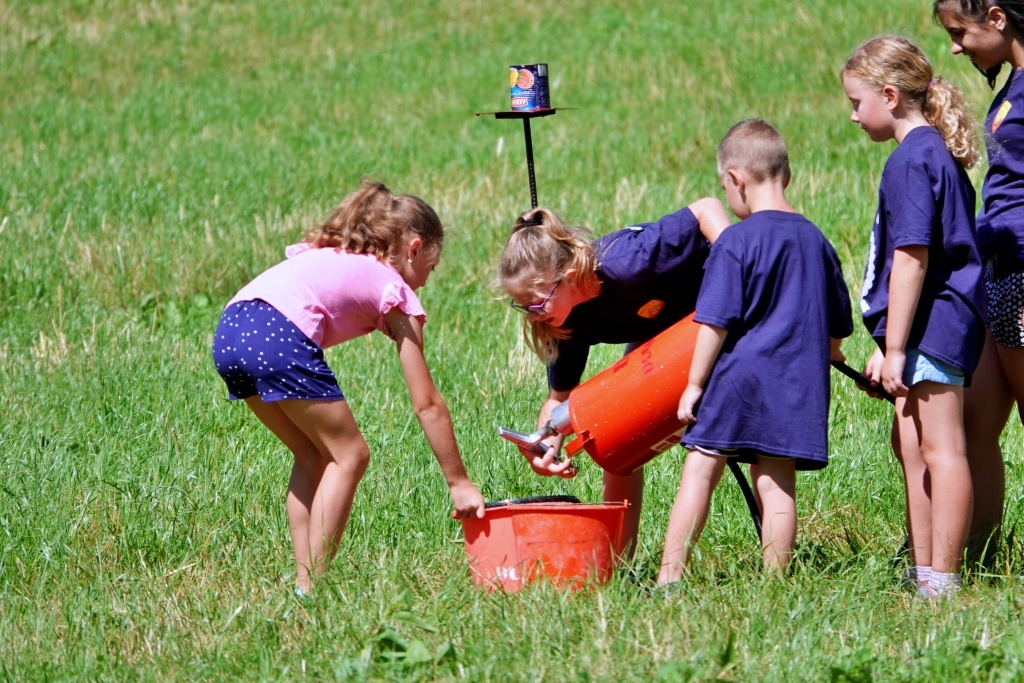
831, 360, 896, 404
727, 460, 763, 542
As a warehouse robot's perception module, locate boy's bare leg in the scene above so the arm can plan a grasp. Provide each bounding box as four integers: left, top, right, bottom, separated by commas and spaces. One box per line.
658, 451, 726, 585
754, 456, 797, 573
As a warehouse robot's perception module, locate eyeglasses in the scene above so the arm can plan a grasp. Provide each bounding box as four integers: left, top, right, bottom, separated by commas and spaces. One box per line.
509, 279, 561, 315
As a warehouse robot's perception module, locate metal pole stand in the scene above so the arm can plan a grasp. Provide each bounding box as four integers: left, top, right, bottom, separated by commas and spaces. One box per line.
475, 107, 569, 209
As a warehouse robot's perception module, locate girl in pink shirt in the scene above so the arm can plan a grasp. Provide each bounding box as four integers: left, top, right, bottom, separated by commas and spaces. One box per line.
213, 181, 484, 594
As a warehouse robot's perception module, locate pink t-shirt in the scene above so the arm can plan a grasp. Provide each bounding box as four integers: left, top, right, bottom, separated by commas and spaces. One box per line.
228, 243, 426, 349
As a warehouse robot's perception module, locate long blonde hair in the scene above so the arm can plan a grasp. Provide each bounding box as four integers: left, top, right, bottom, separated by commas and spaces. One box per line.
498, 207, 598, 361
306, 180, 443, 264
842, 35, 981, 168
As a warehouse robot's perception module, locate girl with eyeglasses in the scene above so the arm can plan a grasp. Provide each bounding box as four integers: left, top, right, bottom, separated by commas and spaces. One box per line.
497, 198, 730, 558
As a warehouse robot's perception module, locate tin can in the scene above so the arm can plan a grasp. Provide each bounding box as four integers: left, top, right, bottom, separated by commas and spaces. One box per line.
510, 64, 550, 111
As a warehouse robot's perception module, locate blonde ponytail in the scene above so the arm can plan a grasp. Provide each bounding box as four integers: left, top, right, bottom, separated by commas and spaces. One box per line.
924, 77, 981, 168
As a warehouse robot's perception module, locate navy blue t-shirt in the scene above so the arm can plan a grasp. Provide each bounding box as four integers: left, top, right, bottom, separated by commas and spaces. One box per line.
860, 126, 986, 376
684, 211, 853, 469
980, 69, 1024, 262
548, 206, 709, 391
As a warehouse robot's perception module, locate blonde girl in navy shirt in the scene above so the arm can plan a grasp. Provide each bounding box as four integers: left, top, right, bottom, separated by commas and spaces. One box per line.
498, 199, 730, 559
935, 0, 1024, 563
842, 36, 986, 596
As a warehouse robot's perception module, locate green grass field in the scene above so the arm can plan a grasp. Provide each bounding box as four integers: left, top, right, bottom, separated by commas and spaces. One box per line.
4, 0, 1024, 680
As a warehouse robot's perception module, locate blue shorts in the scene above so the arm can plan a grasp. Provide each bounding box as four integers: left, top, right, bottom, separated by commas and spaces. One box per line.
903, 347, 965, 387
212, 299, 344, 402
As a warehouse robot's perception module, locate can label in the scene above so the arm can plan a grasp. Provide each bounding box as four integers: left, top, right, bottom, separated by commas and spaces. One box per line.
510, 64, 550, 111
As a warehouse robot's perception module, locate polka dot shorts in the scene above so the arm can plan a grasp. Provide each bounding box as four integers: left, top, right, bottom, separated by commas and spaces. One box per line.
212, 299, 344, 402
985, 261, 1024, 348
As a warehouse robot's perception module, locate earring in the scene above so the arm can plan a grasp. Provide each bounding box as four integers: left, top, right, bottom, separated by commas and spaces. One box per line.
408, 258, 413, 263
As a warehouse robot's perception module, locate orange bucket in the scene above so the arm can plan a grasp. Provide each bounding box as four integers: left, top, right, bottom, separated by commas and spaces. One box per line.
460, 496, 627, 592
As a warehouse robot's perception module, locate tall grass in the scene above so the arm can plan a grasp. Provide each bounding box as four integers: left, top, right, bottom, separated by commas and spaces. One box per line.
2, 0, 1023, 680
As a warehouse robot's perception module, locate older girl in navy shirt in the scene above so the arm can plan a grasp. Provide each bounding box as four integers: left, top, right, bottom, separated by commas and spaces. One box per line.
842, 36, 986, 597
935, 0, 1024, 563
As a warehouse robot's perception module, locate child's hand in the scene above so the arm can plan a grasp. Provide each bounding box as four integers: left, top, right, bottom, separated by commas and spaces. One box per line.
449, 480, 486, 519
521, 436, 577, 478
677, 385, 703, 425
853, 347, 887, 400
881, 349, 909, 397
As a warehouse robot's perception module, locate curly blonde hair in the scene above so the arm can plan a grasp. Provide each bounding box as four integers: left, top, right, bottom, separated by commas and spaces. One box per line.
498, 207, 598, 361
842, 35, 981, 168
306, 180, 443, 264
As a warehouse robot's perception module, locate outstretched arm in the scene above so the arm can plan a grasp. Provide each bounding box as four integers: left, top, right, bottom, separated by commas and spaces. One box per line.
386, 309, 485, 519
688, 197, 731, 244
677, 323, 728, 424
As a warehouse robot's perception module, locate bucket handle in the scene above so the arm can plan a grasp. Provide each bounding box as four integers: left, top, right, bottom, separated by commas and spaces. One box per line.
484, 494, 582, 509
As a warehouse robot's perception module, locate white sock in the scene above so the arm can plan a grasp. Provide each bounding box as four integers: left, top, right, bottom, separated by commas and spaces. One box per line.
915, 565, 932, 588
929, 571, 961, 593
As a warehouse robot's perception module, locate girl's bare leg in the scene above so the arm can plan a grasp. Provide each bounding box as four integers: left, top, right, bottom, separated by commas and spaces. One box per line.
964, 334, 1012, 563
996, 343, 1024, 425
908, 383, 972, 575
892, 403, 932, 570
604, 467, 644, 560
246, 398, 370, 592
749, 462, 764, 518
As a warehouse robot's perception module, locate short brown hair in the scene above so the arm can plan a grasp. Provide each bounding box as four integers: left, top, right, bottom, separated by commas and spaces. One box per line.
717, 119, 791, 184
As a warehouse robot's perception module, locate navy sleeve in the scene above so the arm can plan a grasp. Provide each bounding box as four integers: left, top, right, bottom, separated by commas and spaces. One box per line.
693, 238, 745, 330
598, 207, 706, 286
548, 336, 591, 392
887, 160, 937, 248
824, 244, 855, 339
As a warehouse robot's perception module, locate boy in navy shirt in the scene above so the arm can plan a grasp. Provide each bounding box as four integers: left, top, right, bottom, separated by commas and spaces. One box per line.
657, 119, 853, 585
